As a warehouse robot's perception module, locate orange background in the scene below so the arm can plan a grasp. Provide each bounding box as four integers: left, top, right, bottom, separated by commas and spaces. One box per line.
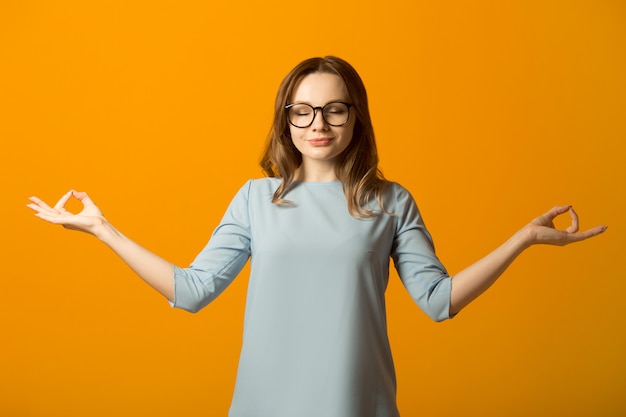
1, 1, 625, 416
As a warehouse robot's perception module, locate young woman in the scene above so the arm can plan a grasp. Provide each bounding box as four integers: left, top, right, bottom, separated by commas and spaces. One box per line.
27, 56, 606, 417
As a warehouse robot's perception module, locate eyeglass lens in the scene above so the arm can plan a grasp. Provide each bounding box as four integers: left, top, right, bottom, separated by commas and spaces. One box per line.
287, 102, 350, 128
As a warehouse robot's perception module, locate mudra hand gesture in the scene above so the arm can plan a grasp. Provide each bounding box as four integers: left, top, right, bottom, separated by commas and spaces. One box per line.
525, 205, 607, 247
27, 190, 107, 235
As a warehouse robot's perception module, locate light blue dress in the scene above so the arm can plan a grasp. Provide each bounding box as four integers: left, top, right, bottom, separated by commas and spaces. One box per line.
172, 178, 452, 417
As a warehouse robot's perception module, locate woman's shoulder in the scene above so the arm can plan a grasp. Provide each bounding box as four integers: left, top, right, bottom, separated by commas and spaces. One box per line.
236, 177, 281, 200
381, 180, 412, 199
378, 180, 421, 212
248, 177, 281, 190
235, 177, 281, 190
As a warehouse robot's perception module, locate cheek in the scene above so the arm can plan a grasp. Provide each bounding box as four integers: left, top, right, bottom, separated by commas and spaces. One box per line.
342, 124, 356, 144
289, 127, 301, 145
288, 125, 298, 140
289, 128, 304, 152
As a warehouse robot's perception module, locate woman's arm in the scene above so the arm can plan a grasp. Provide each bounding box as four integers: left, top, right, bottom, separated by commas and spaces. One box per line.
27, 190, 175, 301
449, 205, 607, 316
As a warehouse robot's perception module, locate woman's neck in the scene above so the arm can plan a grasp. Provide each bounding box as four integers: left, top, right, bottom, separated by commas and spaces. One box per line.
295, 161, 339, 182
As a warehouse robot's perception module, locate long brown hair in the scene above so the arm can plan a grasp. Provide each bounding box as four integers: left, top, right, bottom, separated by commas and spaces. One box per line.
260, 56, 387, 218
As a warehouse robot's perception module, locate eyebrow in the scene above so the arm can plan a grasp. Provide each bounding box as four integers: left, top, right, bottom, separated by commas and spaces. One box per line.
289, 99, 349, 105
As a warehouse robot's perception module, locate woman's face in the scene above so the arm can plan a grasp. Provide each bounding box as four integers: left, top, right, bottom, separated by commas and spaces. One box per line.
288, 72, 355, 172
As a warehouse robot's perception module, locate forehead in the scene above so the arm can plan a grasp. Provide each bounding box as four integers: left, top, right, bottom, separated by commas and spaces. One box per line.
291, 72, 349, 103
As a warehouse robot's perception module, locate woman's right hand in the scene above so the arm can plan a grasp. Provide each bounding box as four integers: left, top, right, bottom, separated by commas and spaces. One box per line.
27, 190, 107, 235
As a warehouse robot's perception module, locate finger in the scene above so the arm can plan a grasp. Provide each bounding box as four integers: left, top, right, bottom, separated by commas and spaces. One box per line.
27, 196, 59, 215
566, 206, 579, 234
28, 196, 53, 209
53, 190, 74, 211
532, 206, 564, 227
33, 212, 66, 225
26, 202, 43, 213
547, 205, 571, 220
568, 225, 608, 242
72, 191, 94, 206
533, 205, 567, 225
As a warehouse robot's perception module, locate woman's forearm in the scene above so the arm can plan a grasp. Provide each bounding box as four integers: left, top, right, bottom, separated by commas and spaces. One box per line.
449, 227, 532, 316
95, 220, 175, 302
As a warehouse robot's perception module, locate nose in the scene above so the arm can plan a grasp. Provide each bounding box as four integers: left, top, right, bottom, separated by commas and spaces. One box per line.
310, 107, 329, 130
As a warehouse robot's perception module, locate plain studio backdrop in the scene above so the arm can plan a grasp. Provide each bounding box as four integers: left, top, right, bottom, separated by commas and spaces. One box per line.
1, 1, 624, 416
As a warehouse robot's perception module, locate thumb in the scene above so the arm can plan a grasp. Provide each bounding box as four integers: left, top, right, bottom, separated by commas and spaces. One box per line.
72, 190, 95, 205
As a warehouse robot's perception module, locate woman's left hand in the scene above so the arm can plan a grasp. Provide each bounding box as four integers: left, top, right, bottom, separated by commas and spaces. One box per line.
525, 205, 607, 246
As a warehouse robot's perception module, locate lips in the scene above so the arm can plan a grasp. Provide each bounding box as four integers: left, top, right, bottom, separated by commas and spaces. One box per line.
307, 137, 333, 146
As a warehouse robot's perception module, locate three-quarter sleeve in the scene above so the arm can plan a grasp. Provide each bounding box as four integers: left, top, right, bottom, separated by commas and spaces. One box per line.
171, 180, 253, 313
390, 184, 453, 322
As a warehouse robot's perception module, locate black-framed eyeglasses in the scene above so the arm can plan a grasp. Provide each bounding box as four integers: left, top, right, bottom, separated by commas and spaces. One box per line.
285, 101, 352, 128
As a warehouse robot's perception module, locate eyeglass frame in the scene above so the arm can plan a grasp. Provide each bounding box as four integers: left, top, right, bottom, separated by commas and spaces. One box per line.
284, 101, 353, 128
